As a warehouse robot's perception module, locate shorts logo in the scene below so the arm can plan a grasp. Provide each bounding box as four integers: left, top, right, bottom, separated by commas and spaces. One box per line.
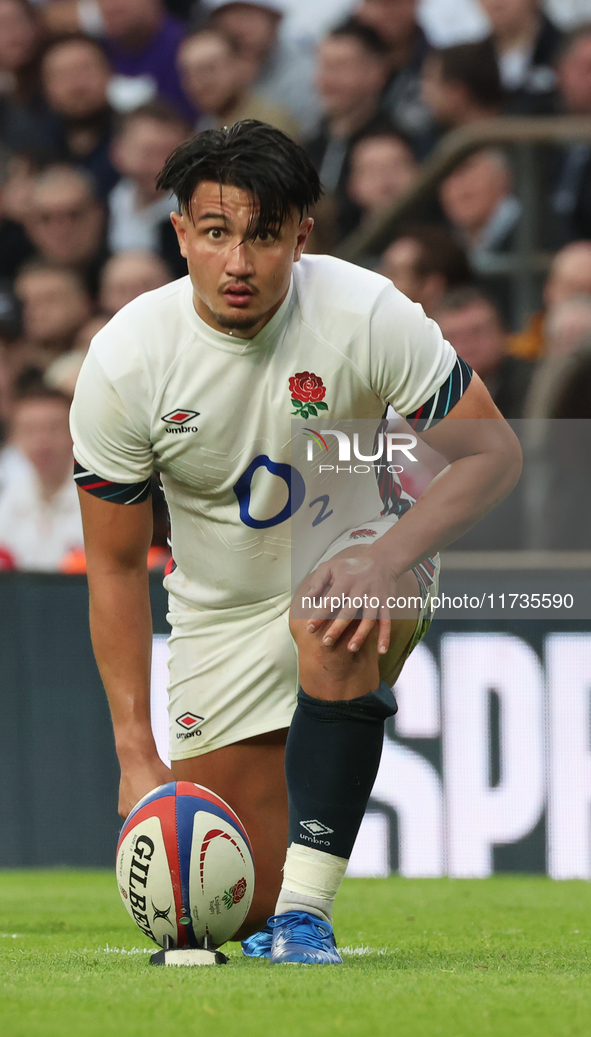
161, 409, 200, 424
349, 529, 377, 539
176, 712, 204, 730
299, 819, 334, 836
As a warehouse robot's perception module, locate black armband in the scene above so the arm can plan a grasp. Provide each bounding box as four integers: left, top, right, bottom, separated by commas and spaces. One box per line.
74, 462, 152, 504
406, 356, 473, 430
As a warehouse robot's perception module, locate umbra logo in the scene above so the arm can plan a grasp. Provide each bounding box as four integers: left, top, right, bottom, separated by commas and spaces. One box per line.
161, 409, 199, 424
176, 712, 204, 730
300, 819, 334, 836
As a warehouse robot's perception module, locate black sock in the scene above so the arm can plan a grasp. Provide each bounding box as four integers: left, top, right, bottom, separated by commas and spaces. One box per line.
285, 682, 398, 860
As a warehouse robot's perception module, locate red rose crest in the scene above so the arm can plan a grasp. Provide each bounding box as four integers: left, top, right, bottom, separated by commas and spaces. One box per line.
232, 877, 247, 904
221, 876, 248, 910
289, 371, 328, 418
349, 529, 377, 539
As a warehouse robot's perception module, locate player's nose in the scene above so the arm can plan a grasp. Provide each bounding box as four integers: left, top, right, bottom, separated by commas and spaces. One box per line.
225, 241, 255, 277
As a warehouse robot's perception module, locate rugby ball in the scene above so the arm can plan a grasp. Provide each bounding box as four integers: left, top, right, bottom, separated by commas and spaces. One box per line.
116, 781, 255, 948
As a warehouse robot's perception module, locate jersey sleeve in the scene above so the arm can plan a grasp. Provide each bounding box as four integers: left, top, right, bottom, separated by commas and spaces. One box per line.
70, 347, 154, 503
369, 282, 472, 426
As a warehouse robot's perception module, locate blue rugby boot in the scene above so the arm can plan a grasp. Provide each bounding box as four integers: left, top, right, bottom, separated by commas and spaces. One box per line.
268, 911, 342, 964
241, 924, 273, 958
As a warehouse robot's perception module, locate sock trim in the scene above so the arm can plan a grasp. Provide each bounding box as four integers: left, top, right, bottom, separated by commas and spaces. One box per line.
297, 680, 397, 721
282, 843, 348, 900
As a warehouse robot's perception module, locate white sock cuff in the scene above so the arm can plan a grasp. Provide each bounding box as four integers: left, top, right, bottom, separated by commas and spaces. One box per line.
282, 843, 348, 900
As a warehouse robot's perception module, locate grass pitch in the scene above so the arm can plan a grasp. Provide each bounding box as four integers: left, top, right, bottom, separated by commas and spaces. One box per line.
1, 872, 591, 1037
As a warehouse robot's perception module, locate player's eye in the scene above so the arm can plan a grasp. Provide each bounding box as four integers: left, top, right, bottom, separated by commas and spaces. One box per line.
207, 227, 225, 240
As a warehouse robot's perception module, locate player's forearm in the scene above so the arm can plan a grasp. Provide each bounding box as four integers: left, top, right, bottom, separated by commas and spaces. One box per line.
87, 566, 157, 762
372, 446, 522, 578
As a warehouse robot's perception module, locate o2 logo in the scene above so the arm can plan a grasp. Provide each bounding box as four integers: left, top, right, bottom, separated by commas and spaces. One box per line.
233, 454, 331, 530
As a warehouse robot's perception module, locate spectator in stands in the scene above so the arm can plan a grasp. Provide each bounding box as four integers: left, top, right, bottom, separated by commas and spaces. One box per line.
99, 249, 171, 316
97, 0, 195, 121
0, 344, 31, 510
40, 34, 119, 198
354, 0, 435, 157
0, 278, 21, 345
45, 314, 109, 397
480, 0, 561, 115
522, 293, 591, 423
417, 280, 526, 550
0, 0, 39, 89
0, 0, 56, 159
521, 294, 591, 548
440, 149, 519, 255
544, 294, 591, 359
379, 224, 472, 316
439, 148, 520, 323
0, 343, 12, 438
542, 303, 591, 417
433, 282, 530, 550
177, 27, 300, 138
544, 241, 591, 310
0, 149, 35, 282
14, 262, 92, 363
22, 165, 107, 296
207, 0, 321, 135
108, 102, 189, 277
421, 39, 503, 132
306, 19, 392, 242
0, 151, 39, 225
552, 350, 591, 419
346, 130, 417, 227
550, 25, 591, 242
434, 285, 533, 418
510, 240, 591, 360
72, 313, 110, 354
0, 388, 84, 571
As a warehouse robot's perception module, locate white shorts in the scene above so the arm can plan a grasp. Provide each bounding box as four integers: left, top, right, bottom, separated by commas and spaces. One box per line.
166, 515, 440, 759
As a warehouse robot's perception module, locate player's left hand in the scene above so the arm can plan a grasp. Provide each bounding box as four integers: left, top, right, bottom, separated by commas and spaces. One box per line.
297, 546, 398, 655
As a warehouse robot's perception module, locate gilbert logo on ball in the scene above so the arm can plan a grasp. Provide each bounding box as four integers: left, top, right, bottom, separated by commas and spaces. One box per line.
116, 782, 254, 949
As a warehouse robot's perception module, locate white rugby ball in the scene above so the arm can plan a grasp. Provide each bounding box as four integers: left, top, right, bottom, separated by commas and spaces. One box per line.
116, 781, 255, 948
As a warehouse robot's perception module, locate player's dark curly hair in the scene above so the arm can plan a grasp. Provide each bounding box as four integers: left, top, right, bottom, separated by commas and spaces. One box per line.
156, 120, 322, 240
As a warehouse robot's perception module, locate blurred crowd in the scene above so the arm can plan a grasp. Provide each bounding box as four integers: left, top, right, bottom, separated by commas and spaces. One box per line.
0, 0, 591, 569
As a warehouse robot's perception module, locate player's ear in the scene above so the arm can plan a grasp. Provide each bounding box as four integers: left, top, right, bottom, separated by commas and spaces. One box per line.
170, 211, 188, 258
294, 217, 314, 261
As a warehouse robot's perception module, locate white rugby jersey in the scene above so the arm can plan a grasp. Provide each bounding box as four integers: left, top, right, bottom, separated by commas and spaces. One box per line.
70, 254, 469, 608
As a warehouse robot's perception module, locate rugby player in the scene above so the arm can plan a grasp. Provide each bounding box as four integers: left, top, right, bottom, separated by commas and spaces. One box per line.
70, 121, 521, 964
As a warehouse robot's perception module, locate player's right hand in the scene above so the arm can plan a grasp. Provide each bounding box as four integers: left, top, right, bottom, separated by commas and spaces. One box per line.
118, 758, 174, 819
300, 550, 396, 655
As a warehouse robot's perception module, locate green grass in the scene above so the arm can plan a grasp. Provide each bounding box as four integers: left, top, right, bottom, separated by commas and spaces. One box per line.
1, 872, 591, 1037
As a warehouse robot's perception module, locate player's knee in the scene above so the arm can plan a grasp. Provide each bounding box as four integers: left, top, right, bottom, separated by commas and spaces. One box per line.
289, 619, 337, 672
290, 615, 341, 678
294, 628, 381, 702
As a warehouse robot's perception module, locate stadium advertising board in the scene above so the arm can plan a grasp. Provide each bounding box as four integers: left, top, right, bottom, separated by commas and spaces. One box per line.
0, 574, 589, 873
150, 621, 591, 880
